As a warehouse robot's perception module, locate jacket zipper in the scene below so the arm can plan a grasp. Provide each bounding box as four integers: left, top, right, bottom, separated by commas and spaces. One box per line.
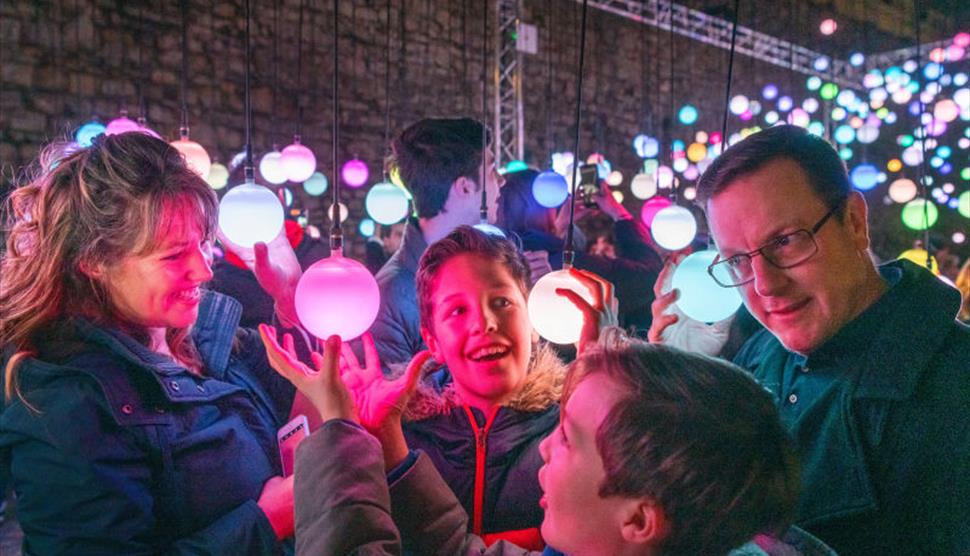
462, 404, 501, 536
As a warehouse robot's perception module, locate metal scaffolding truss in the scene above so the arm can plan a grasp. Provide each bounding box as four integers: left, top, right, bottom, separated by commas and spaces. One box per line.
579, 0, 860, 87
494, 0, 525, 167
866, 39, 966, 70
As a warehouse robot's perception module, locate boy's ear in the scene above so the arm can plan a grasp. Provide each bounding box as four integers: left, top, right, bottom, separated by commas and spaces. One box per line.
451, 175, 478, 198
619, 500, 669, 547
420, 325, 443, 363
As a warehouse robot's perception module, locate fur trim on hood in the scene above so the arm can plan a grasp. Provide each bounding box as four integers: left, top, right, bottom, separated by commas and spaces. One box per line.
401, 342, 566, 422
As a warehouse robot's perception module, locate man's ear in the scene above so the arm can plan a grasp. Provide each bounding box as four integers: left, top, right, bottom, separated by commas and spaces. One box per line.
843, 191, 871, 252
619, 500, 669, 547
420, 325, 443, 363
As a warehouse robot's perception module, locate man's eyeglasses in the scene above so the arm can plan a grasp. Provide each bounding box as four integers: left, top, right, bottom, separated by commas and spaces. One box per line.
707, 199, 846, 288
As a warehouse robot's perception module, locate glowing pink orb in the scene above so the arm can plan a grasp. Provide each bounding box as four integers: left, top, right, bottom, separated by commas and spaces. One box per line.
105, 116, 141, 136
341, 159, 369, 188
953, 32, 970, 48
819, 19, 837, 35
295, 254, 381, 341
640, 196, 672, 229
281, 139, 317, 183
171, 138, 212, 179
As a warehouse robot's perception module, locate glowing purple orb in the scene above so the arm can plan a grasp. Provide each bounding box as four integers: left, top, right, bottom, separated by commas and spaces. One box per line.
341, 159, 369, 188
281, 139, 317, 183
105, 116, 141, 136
295, 254, 381, 340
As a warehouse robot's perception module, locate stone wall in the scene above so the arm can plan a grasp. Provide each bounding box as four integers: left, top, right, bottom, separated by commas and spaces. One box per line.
1, 0, 966, 259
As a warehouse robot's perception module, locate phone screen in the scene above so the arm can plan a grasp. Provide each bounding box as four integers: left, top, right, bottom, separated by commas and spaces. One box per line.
579, 165, 600, 207
278, 415, 309, 477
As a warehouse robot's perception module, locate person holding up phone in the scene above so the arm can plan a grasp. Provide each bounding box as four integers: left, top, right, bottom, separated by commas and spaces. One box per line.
497, 169, 664, 336
0, 133, 304, 554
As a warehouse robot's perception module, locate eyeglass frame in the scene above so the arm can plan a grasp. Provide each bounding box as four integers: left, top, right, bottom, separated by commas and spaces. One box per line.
707, 197, 847, 288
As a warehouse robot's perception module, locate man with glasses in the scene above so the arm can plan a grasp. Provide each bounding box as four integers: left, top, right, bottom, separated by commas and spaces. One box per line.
660, 125, 968, 556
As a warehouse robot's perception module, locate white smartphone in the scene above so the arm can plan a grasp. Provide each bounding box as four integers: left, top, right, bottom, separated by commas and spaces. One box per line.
277, 414, 310, 477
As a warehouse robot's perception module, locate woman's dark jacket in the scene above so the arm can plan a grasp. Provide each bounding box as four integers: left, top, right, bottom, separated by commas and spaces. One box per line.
0, 292, 295, 555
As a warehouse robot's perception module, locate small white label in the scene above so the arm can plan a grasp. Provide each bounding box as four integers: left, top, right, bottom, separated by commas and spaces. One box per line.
517, 22, 538, 54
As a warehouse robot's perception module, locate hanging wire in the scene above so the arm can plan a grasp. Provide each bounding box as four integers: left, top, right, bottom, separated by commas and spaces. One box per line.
136, 5, 147, 126
667, 1, 676, 202
720, 0, 741, 155
295, 0, 306, 139
563, 0, 590, 269
330, 0, 343, 250
912, 0, 931, 267
382, 0, 392, 180
244, 0, 254, 176
480, 0, 489, 223
270, 0, 280, 148
178, 0, 190, 137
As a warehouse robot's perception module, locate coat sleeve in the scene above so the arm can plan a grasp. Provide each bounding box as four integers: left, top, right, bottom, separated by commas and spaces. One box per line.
293, 419, 535, 556
2, 385, 280, 556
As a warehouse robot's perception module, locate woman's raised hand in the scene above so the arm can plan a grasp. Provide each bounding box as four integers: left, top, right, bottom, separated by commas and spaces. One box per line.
338, 332, 432, 435
555, 267, 618, 355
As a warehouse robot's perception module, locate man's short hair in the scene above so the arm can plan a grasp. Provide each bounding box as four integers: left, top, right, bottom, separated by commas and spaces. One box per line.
415, 226, 530, 332
564, 330, 799, 555
696, 125, 850, 211
390, 118, 489, 219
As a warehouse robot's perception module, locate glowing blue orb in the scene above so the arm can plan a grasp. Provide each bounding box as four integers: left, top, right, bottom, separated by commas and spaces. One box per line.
218, 180, 285, 248
678, 105, 698, 125
75, 121, 106, 147
365, 182, 410, 225
532, 171, 569, 208
303, 172, 329, 196
834, 125, 855, 144
295, 254, 380, 341
672, 250, 743, 323
633, 134, 660, 158
503, 160, 529, 174
777, 96, 793, 112
762, 84, 779, 100
849, 52, 865, 66
358, 218, 376, 237
850, 164, 880, 191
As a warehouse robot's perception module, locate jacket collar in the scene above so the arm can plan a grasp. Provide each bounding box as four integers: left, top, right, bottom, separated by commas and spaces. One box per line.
403, 342, 566, 421
807, 259, 961, 400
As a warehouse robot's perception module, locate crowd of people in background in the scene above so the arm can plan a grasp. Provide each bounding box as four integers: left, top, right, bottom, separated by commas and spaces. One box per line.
0, 119, 967, 556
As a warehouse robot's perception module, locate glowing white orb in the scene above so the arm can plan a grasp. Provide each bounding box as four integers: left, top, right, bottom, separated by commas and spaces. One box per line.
342, 159, 369, 188
218, 180, 285, 248
171, 138, 212, 179
819, 19, 837, 35
281, 139, 317, 182
328, 202, 349, 223
473, 222, 507, 237
888, 179, 917, 203
630, 173, 657, 200
729, 95, 749, 115
206, 162, 230, 190
672, 250, 743, 323
650, 205, 697, 250
295, 254, 380, 341
527, 269, 594, 345
606, 170, 624, 186
365, 182, 410, 225
259, 150, 288, 184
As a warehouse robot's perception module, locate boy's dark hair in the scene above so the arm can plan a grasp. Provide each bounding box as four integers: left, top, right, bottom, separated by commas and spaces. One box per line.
564, 330, 799, 555
415, 226, 530, 332
696, 125, 850, 212
495, 168, 552, 234
390, 118, 489, 219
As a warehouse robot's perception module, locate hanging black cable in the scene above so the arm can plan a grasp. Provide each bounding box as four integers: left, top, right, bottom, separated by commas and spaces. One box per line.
562, 0, 590, 269
330, 0, 342, 251
244, 0, 254, 177
382, 0, 392, 180
295, 0, 306, 139
720, 0, 740, 155
667, 1, 676, 201
136, 4, 147, 127
480, 0, 489, 223
178, 0, 190, 138
912, 0, 931, 268
270, 0, 280, 148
